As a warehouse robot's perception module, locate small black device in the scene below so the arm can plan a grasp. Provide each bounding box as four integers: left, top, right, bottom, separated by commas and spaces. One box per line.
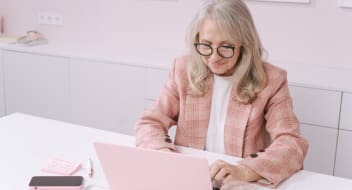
28, 176, 84, 190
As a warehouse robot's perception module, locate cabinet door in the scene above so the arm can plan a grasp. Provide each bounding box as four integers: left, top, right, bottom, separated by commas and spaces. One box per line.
340, 92, 352, 131
3, 50, 70, 122
145, 67, 168, 101
300, 124, 338, 175
145, 68, 177, 139
289, 85, 341, 128
0, 50, 5, 117
70, 59, 145, 135
335, 130, 352, 179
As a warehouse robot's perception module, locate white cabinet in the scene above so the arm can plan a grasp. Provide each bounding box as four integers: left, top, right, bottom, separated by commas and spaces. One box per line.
289, 85, 341, 175
0, 50, 5, 117
300, 124, 338, 175
69, 59, 145, 135
145, 67, 168, 101
144, 68, 176, 140
2, 50, 70, 122
335, 93, 352, 179
1, 47, 351, 178
340, 92, 352, 131
144, 67, 168, 109
335, 130, 352, 179
289, 85, 341, 128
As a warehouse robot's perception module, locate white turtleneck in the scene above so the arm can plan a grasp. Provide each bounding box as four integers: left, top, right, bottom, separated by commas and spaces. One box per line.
206, 73, 234, 154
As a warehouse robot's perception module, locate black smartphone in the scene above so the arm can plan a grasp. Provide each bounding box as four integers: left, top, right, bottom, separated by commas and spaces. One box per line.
28, 176, 84, 190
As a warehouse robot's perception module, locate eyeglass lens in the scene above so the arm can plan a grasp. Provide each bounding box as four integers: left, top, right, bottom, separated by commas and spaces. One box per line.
195, 43, 235, 58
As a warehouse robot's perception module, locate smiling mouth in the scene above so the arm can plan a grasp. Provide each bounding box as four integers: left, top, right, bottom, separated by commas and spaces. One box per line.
210, 62, 225, 67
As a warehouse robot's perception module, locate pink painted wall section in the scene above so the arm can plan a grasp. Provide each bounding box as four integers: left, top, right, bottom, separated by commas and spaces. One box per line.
0, 0, 352, 70
247, 1, 352, 70
0, 0, 200, 52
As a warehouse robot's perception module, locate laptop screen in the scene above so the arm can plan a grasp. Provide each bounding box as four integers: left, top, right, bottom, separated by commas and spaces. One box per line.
94, 142, 213, 190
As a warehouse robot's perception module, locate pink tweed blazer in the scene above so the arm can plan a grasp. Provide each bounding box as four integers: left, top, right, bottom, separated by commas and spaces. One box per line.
135, 55, 308, 187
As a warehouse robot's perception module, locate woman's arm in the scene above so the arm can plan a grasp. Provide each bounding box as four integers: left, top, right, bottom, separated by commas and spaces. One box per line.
134, 59, 180, 151
238, 70, 309, 187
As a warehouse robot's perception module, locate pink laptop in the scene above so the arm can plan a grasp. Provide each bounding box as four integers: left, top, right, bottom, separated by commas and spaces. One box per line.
94, 142, 213, 190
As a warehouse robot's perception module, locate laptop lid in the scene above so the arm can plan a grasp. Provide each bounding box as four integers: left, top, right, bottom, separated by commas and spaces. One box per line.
94, 142, 213, 190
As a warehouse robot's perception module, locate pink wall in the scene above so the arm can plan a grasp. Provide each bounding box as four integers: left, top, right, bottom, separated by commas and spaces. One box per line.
0, 0, 200, 51
1, 0, 352, 70
248, 0, 352, 69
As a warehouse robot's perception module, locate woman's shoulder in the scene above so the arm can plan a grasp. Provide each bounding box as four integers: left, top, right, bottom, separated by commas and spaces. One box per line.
262, 62, 287, 81
253, 62, 289, 101
171, 55, 191, 76
174, 55, 191, 69
163, 55, 191, 88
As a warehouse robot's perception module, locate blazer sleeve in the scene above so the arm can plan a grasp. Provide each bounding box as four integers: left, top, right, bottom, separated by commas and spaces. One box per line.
239, 71, 309, 187
134, 59, 180, 150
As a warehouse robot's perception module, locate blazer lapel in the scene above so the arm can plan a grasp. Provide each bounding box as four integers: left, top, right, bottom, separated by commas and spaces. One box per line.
185, 76, 213, 149
224, 89, 252, 157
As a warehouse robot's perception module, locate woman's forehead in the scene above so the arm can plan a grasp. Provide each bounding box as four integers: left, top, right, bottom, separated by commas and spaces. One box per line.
198, 18, 238, 43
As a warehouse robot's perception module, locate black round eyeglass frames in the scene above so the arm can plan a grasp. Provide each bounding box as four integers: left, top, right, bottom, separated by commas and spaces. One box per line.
194, 43, 235, 58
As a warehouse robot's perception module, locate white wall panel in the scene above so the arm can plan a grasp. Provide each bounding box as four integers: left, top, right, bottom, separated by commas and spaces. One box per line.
300, 124, 338, 175
289, 85, 341, 128
70, 59, 145, 135
335, 130, 352, 179
3, 50, 70, 122
340, 92, 352, 131
145, 67, 168, 100
0, 49, 5, 117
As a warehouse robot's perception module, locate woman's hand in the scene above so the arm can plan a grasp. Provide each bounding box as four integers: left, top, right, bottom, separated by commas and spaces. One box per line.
209, 160, 261, 187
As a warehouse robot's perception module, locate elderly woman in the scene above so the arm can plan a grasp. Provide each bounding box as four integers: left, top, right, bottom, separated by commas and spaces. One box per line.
135, 0, 308, 188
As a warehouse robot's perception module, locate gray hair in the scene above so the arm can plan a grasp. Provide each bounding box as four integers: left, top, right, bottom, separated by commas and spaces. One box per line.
185, 0, 267, 103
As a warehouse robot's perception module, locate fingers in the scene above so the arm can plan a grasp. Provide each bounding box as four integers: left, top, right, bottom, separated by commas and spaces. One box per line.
209, 160, 227, 179
223, 173, 234, 184
210, 160, 232, 186
210, 160, 252, 188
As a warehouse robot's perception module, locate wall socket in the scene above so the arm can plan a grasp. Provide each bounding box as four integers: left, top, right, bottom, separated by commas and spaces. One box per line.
38, 12, 63, 26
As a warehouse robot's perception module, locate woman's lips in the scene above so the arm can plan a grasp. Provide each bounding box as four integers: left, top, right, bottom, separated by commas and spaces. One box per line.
210, 61, 225, 68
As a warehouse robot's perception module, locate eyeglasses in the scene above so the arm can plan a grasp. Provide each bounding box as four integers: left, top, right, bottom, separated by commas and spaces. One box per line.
194, 43, 236, 58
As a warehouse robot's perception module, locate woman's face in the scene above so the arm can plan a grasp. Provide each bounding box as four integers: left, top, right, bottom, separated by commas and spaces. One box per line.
197, 18, 241, 76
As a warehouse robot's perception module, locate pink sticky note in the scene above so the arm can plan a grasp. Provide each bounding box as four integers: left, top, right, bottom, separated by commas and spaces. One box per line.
41, 157, 82, 176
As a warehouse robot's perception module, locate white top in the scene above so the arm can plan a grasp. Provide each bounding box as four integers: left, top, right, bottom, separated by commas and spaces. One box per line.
206, 74, 235, 154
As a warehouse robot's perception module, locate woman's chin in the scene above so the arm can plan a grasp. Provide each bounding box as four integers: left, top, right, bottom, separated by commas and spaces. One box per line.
211, 70, 225, 75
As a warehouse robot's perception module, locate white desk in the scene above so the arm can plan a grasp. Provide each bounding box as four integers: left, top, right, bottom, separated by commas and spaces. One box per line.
1, 113, 352, 190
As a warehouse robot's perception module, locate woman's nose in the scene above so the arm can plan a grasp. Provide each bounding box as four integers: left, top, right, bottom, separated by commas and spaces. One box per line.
209, 49, 221, 60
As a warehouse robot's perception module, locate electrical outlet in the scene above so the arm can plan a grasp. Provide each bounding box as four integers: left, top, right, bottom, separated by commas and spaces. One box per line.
38, 12, 63, 26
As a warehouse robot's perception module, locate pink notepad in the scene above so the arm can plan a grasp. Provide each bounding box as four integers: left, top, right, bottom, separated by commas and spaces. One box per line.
41, 157, 82, 176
